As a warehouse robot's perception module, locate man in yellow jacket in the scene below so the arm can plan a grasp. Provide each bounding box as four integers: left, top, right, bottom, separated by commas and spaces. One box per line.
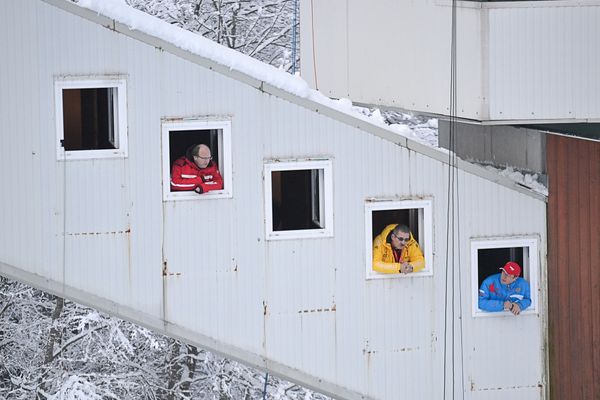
372, 224, 425, 274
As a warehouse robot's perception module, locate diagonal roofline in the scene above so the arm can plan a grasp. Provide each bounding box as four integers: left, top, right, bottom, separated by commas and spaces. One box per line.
43, 0, 546, 202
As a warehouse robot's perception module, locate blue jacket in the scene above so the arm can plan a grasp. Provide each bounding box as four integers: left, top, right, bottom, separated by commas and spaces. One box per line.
478, 273, 531, 312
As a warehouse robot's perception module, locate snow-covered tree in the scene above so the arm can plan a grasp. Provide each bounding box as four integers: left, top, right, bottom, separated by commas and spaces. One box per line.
125, 0, 300, 72
0, 277, 330, 399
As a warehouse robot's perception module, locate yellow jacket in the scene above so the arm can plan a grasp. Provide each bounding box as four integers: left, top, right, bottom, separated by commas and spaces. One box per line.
372, 224, 425, 274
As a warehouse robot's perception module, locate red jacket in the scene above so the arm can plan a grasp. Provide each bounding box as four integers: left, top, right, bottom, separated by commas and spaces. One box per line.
170, 156, 224, 193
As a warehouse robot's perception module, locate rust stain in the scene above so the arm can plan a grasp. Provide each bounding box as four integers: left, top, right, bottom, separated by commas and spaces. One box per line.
362, 347, 418, 355
64, 229, 130, 236
391, 347, 418, 353
127, 225, 132, 287
471, 384, 541, 392
298, 303, 336, 314
162, 261, 182, 277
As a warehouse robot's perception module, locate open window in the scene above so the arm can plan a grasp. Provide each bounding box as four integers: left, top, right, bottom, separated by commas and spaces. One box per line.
365, 199, 433, 280
55, 78, 127, 159
264, 159, 333, 240
471, 237, 539, 317
162, 119, 232, 201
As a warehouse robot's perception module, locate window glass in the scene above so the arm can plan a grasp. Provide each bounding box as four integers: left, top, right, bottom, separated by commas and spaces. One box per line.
471, 238, 538, 317
264, 160, 333, 240
365, 199, 433, 280
271, 169, 324, 231
162, 120, 232, 201
55, 79, 127, 160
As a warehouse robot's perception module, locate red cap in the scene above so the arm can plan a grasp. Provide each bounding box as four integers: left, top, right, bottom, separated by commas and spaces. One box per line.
500, 261, 521, 276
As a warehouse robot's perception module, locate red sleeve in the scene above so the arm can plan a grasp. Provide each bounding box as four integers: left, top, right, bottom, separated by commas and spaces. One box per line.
198, 164, 224, 193
170, 161, 202, 191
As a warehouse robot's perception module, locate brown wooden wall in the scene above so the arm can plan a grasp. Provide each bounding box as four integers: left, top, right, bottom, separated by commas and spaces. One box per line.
547, 134, 600, 400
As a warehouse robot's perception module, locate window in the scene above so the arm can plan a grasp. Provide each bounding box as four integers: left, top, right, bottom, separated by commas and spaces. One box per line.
365, 199, 433, 280
264, 159, 333, 240
55, 78, 127, 159
471, 237, 539, 317
162, 119, 232, 201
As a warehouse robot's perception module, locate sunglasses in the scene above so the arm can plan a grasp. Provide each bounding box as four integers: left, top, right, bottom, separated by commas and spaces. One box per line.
392, 233, 410, 242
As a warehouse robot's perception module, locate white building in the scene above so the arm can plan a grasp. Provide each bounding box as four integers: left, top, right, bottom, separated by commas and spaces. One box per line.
301, 0, 600, 124
0, 1, 548, 399
302, 1, 600, 398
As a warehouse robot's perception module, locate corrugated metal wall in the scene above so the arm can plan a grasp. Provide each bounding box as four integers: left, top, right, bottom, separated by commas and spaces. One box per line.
300, 0, 484, 120
301, 1, 600, 123
488, 4, 600, 121
547, 134, 600, 400
0, 1, 549, 399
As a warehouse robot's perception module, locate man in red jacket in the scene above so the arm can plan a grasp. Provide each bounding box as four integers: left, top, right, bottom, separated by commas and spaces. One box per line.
170, 144, 224, 193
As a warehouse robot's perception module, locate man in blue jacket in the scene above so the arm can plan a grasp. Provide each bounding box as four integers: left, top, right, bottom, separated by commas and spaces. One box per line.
478, 261, 531, 315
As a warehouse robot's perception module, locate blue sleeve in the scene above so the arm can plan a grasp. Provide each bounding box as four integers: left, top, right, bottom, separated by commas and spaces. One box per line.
510, 279, 531, 311
478, 277, 504, 312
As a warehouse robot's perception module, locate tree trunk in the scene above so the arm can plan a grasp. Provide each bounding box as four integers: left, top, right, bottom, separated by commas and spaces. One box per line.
166, 339, 182, 400
180, 344, 199, 398
38, 295, 64, 398
44, 296, 64, 364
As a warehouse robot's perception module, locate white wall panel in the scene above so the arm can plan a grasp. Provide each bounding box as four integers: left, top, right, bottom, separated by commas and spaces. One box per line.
301, 0, 484, 119
303, 1, 600, 123
0, 1, 548, 399
488, 4, 600, 121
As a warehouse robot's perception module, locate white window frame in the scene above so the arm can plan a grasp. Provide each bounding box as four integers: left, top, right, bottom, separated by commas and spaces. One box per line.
471, 237, 539, 318
55, 78, 128, 160
365, 199, 433, 280
264, 159, 333, 240
162, 119, 232, 201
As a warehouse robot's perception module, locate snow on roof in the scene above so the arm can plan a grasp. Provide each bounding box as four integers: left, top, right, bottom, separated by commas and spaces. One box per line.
76, 0, 325, 99
75, 0, 437, 146
73, 0, 546, 199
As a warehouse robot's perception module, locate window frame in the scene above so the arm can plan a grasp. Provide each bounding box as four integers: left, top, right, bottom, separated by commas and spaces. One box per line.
55, 78, 128, 160
365, 198, 433, 280
471, 236, 539, 318
263, 159, 333, 241
162, 118, 232, 201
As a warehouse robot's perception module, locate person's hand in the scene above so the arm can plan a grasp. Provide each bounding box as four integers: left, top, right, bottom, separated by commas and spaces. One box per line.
503, 301, 512, 311
400, 262, 413, 274
510, 303, 521, 315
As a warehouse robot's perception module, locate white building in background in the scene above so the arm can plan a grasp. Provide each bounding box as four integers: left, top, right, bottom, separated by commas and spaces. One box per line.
0, 1, 548, 399
301, 0, 600, 177
301, 0, 600, 124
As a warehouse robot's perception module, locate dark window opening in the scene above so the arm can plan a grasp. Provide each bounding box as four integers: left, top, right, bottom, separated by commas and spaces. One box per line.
62, 88, 117, 151
271, 169, 323, 231
371, 208, 421, 241
477, 247, 525, 287
168, 129, 221, 191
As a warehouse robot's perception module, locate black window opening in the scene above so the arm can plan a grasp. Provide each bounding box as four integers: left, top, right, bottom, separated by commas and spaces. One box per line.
477, 247, 525, 288
271, 169, 324, 231
168, 129, 221, 192
371, 208, 421, 242
62, 88, 117, 151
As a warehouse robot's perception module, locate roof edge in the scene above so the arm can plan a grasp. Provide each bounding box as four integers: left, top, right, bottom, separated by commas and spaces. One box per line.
42, 0, 547, 202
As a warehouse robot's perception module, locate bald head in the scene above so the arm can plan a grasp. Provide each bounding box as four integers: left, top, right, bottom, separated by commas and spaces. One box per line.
192, 144, 212, 169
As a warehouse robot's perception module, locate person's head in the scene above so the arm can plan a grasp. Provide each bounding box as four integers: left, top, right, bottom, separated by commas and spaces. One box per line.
190, 144, 212, 169
390, 224, 411, 250
500, 261, 521, 285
